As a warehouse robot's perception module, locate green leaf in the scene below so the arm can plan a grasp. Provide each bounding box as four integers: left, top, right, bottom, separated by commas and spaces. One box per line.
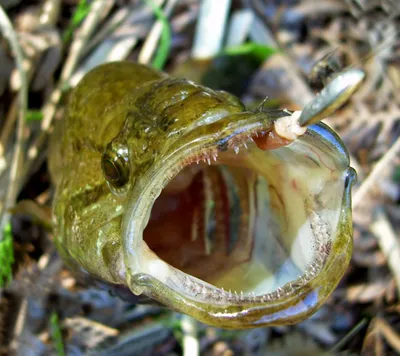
50, 312, 65, 356
25, 110, 43, 122
0, 223, 14, 288
223, 43, 277, 62
62, 0, 91, 44
142, 0, 172, 70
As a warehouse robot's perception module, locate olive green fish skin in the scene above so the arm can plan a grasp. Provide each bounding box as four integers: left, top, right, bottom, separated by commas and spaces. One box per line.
50, 61, 354, 328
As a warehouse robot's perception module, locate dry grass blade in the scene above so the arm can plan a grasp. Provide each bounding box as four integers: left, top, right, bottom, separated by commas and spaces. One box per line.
353, 135, 400, 207
0, 98, 17, 175
361, 317, 384, 356
191, 0, 231, 59
8, 297, 28, 354
361, 317, 400, 355
64, 317, 118, 349
10, 200, 52, 231
370, 209, 400, 297
376, 318, 400, 353
79, 6, 132, 60
69, 5, 153, 86
346, 280, 389, 303
39, 0, 61, 27
248, 0, 314, 107
25, 0, 114, 180
0, 6, 28, 241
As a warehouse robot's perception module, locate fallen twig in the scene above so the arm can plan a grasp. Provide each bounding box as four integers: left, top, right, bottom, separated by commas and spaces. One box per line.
0, 6, 28, 240
0, 98, 17, 175
353, 135, 400, 207
370, 209, 400, 297
8, 297, 28, 354
25, 0, 114, 180
376, 318, 400, 353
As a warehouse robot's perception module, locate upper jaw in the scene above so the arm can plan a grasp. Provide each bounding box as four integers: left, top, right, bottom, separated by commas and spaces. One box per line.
119, 109, 356, 328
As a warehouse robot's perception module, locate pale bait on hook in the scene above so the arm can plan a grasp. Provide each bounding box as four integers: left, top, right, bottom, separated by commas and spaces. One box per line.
50, 62, 357, 329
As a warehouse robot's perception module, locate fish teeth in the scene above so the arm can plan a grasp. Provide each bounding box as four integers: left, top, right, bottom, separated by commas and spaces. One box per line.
276, 288, 283, 298
234, 146, 239, 154
206, 157, 211, 165
243, 142, 248, 149
196, 284, 202, 294
250, 292, 256, 302
234, 291, 239, 302
184, 275, 193, 290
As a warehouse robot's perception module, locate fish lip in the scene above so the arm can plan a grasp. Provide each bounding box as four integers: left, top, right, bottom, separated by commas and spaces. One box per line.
120, 113, 356, 326
306, 122, 351, 166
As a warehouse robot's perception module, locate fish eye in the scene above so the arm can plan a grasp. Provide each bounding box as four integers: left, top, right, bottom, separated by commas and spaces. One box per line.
101, 152, 129, 188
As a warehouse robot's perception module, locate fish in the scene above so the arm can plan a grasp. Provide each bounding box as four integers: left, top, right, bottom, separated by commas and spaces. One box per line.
49, 61, 357, 328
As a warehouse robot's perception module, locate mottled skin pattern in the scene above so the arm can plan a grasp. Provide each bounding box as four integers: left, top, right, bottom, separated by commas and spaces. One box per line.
50, 61, 354, 328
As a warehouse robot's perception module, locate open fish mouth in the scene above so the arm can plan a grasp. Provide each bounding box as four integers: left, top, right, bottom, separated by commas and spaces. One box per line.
121, 109, 356, 328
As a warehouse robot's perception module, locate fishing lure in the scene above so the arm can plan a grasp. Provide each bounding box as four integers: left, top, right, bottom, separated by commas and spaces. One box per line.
49, 61, 362, 328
